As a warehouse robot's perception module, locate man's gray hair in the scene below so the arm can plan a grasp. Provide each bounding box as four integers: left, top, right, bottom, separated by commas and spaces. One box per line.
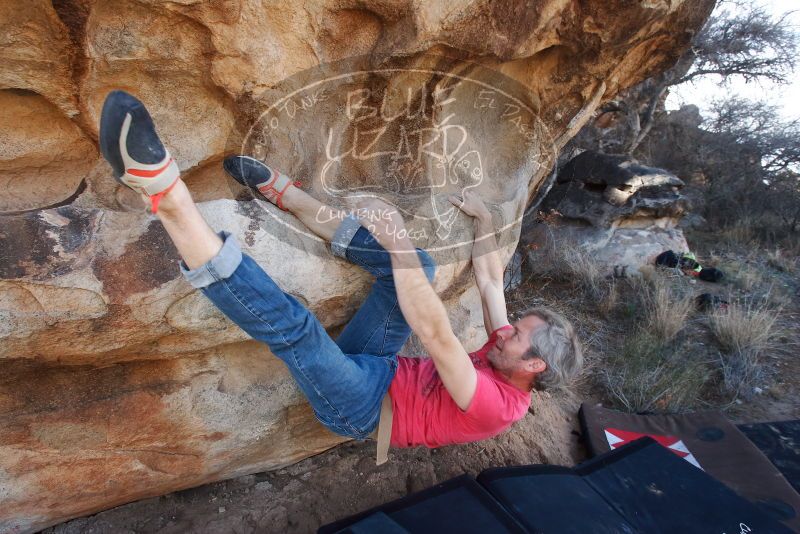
521, 307, 583, 390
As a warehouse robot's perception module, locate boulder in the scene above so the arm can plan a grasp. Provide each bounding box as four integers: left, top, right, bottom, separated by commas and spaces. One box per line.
0, 0, 714, 531
544, 150, 686, 227
524, 219, 690, 278
534, 150, 690, 274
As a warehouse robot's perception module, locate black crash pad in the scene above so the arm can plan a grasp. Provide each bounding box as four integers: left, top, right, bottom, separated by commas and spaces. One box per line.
576, 437, 792, 533
320, 438, 792, 533
317, 474, 526, 534
479, 438, 790, 533
579, 402, 800, 530
477, 465, 637, 533
739, 420, 800, 493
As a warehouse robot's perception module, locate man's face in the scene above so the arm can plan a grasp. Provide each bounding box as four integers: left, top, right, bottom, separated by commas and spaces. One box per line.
486, 315, 546, 376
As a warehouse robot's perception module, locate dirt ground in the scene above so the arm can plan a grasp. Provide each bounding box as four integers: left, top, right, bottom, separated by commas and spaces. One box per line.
45, 392, 583, 534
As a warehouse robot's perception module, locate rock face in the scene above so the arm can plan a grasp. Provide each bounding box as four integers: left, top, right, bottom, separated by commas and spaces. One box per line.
0, 1, 713, 531
531, 150, 690, 274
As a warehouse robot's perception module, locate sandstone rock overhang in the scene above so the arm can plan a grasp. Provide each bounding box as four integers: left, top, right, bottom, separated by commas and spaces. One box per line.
0, 0, 715, 531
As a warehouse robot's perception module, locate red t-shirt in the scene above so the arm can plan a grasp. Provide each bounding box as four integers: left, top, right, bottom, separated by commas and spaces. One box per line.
389, 325, 531, 448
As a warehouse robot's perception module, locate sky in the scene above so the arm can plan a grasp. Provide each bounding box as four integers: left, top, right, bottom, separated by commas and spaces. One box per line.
665, 0, 800, 120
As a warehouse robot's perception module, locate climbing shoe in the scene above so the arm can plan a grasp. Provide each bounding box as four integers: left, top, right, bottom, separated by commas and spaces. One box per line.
99, 90, 180, 213
699, 267, 725, 283
223, 156, 300, 211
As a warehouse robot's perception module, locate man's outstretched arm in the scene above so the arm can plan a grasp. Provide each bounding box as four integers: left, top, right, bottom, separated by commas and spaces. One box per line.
450, 191, 510, 336
357, 200, 477, 411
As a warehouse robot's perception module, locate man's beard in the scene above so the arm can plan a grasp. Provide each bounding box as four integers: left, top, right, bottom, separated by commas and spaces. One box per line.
487, 348, 508, 371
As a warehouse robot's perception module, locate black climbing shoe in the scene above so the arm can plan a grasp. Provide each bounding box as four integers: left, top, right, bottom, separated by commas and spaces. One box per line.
99, 90, 179, 213
223, 156, 300, 211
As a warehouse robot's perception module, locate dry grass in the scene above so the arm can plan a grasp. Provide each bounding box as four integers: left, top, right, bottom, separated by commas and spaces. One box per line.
688, 212, 800, 257
728, 263, 764, 292
597, 280, 619, 318
703, 250, 792, 306
516, 224, 796, 414
632, 275, 694, 343
709, 301, 780, 354
598, 274, 704, 413
717, 348, 764, 400
717, 219, 757, 248
601, 332, 709, 413
766, 248, 797, 273
523, 238, 704, 413
560, 245, 616, 301
523, 236, 618, 316
709, 301, 782, 398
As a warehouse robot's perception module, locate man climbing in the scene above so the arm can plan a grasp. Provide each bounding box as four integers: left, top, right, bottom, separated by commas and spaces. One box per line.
99, 90, 583, 460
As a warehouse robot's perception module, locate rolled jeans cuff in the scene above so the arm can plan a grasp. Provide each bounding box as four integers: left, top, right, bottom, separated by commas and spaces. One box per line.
180, 231, 243, 289
330, 214, 361, 259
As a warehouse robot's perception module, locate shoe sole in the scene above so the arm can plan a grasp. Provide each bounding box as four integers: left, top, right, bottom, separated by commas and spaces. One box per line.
223, 155, 274, 188
99, 90, 178, 196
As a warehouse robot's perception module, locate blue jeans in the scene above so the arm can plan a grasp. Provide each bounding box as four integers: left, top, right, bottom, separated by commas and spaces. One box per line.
181, 216, 436, 439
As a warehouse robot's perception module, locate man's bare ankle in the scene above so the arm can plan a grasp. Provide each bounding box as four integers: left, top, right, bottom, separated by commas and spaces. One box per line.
153, 179, 190, 216
279, 186, 302, 213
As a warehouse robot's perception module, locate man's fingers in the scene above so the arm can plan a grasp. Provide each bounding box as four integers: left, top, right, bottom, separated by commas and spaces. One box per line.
448, 195, 464, 209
